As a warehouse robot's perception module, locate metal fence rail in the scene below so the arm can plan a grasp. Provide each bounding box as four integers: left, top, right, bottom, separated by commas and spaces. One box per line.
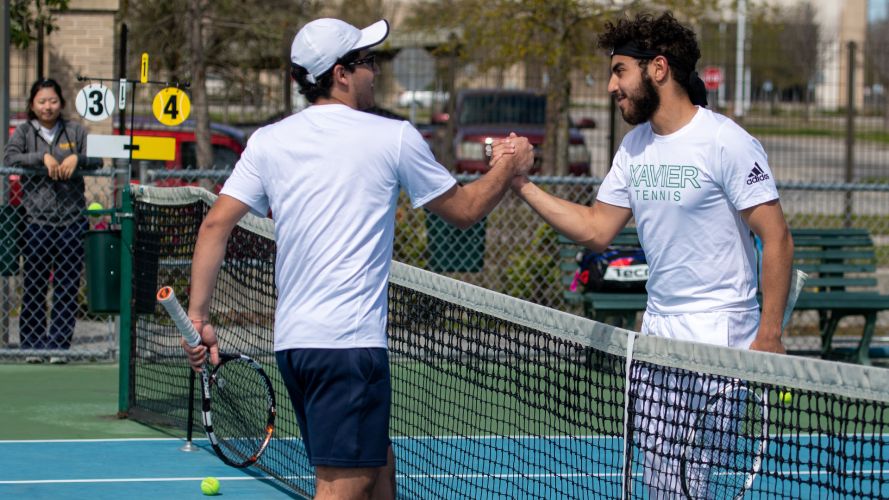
3, 161, 886, 364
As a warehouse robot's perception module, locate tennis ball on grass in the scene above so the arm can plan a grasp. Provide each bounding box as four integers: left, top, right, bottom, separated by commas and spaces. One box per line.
201, 477, 220, 496
87, 202, 103, 212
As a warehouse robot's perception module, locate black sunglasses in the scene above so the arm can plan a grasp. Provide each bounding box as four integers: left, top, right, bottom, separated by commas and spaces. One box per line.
347, 54, 376, 69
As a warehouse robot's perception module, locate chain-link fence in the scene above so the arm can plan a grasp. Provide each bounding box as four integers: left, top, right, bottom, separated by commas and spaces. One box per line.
411, 178, 889, 354
0, 168, 122, 363
141, 169, 889, 356
4, 3, 889, 362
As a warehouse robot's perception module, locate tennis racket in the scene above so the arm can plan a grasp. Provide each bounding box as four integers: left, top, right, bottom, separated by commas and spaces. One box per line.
156, 286, 276, 468
680, 380, 768, 499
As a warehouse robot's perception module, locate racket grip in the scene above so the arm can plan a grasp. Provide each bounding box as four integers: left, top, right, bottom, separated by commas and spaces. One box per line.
157, 286, 202, 347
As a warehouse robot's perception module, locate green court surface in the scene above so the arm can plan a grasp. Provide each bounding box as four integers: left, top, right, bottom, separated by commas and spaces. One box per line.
0, 363, 174, 440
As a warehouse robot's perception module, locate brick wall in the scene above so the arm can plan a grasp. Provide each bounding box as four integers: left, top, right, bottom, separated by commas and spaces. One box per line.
11, 0, 119, 136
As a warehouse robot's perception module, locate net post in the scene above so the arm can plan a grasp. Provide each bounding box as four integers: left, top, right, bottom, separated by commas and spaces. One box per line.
620, 331, 637, 500
180, 368, 198, 452
117, 183, 135, 416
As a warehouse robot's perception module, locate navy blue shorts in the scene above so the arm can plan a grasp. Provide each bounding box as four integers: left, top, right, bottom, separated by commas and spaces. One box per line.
275, 348, 391, 467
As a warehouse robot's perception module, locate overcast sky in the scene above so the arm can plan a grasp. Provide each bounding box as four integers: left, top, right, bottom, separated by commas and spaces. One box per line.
872, 0, 888, 21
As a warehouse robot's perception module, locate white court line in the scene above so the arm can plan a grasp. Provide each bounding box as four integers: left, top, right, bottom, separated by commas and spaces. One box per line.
0, 438, 202, 444
0, 475, 284, 485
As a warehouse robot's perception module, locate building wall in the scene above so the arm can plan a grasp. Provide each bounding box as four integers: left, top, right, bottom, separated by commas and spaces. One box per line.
11, 0, 119, 134
769, 0, 867, 110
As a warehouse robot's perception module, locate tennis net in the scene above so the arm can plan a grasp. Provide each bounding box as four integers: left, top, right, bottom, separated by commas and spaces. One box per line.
127, 186, 889, 499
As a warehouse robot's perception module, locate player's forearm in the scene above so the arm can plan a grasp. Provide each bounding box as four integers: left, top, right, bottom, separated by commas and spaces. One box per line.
756, 233, 794, 340
451, 160, 515, 228
188, 220, 233, 320
512, 178, 607, 251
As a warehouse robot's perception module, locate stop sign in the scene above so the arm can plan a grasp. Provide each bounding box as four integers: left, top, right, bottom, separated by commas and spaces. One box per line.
702, 66, 723, 91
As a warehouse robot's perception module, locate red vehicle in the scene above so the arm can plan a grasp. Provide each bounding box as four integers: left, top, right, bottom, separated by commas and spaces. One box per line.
434, 89, 595, 176
6, 118, 246, 205
121, 118, 246, 187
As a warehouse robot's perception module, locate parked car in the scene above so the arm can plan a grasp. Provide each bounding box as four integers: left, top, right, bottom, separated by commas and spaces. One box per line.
435, 89, 595, 176
397, 90, 449, 108
5, 118, 246, 205
124, 119, 246, 187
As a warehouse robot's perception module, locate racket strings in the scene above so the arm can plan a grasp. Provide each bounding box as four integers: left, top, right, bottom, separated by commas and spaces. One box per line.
682, 384, 767, 499
210, 357, 274, 464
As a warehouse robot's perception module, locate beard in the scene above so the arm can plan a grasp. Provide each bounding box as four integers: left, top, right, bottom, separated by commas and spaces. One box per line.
619, 72, 660, 126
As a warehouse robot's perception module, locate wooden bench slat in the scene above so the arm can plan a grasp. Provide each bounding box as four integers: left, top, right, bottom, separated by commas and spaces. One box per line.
793, 250, 875, 260
793, 238, 874, 247
796, 293, 889, 309
804, 277, 878, 288
790, 228, 870, 236
796, 264, 876, 274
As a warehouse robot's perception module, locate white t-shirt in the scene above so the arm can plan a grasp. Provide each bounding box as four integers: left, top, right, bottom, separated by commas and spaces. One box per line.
597, 107, 779, 316
221, 104, 456, 350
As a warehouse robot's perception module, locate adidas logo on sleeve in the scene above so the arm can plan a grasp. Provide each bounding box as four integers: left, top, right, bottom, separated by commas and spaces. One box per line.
746, 162, 770, 185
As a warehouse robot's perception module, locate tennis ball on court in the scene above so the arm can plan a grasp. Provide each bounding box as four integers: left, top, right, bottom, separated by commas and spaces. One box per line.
200, 477, 220, 496
87, 202, 103, 212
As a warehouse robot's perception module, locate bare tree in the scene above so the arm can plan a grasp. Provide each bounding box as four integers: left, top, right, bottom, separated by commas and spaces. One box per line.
121, 0, 317, 167
407, 0, 721, 175
779, 2, 819, 120
407, 0, 607, 175
188, 0, 212, 172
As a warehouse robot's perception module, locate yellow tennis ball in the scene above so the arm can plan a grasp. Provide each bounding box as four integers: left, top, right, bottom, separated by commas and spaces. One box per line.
200, 477, 220, 496
87, 202, 104, 211
779, 390, 793, 405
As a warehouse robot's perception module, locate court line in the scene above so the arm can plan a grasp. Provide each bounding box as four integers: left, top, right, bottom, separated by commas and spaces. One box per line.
0, 476, 280, 485
0, 438, 191, 444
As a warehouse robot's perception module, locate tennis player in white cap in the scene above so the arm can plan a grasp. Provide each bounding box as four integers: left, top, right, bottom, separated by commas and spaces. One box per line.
182, 18, 535, 499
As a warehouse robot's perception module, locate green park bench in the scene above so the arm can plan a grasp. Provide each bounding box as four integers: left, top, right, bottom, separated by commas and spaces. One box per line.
559, 227, 889, 365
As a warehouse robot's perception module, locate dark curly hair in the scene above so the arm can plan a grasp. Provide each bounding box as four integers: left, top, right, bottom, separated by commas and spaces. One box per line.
291, 50, 362, 103
598, 12, 701, 99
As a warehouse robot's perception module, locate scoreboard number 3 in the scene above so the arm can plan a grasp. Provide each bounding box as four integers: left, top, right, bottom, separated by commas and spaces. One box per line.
75, 83, 116, 122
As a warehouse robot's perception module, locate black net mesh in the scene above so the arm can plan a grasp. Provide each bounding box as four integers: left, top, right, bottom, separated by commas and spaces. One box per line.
129, 188, 889, 499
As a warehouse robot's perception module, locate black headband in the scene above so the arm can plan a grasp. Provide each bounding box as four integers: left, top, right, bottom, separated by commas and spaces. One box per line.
610, 41, 662, 60
610, 41, 708, 107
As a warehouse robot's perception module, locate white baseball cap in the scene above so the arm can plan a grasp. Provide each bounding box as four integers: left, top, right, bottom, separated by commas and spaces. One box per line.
291, 18, 389, 83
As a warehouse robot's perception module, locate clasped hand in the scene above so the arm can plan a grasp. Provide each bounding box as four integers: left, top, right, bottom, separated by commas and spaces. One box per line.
488, 132, 535, 178
44, 153, 78, 180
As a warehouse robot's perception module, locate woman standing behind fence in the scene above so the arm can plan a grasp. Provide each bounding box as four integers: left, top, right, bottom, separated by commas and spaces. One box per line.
3, 78, 102, 363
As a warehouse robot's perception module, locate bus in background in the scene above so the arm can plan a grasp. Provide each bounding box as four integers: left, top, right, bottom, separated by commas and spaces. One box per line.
5, 118, 246, 205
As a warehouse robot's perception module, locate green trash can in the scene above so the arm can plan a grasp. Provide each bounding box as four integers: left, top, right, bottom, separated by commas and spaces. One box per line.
84, 230, 121, 313
0, 205, 21, 276
425, 211, 485, 273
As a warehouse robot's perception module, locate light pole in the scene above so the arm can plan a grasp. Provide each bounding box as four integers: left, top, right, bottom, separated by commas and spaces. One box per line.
735, 0, 747, 118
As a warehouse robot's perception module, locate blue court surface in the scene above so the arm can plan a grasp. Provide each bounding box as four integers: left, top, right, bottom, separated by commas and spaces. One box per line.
2, 434, 887, 498
0, 439, 302, 499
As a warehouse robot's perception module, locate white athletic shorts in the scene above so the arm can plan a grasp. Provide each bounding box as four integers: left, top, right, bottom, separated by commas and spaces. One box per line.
632, 308, 760, 497
640, 308, 761, 348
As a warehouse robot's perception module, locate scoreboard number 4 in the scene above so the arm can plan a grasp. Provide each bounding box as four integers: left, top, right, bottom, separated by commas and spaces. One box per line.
152, 87, 191, 126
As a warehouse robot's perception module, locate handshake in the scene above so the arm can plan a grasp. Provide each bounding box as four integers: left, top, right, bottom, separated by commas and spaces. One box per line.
485, 132, 536, 179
